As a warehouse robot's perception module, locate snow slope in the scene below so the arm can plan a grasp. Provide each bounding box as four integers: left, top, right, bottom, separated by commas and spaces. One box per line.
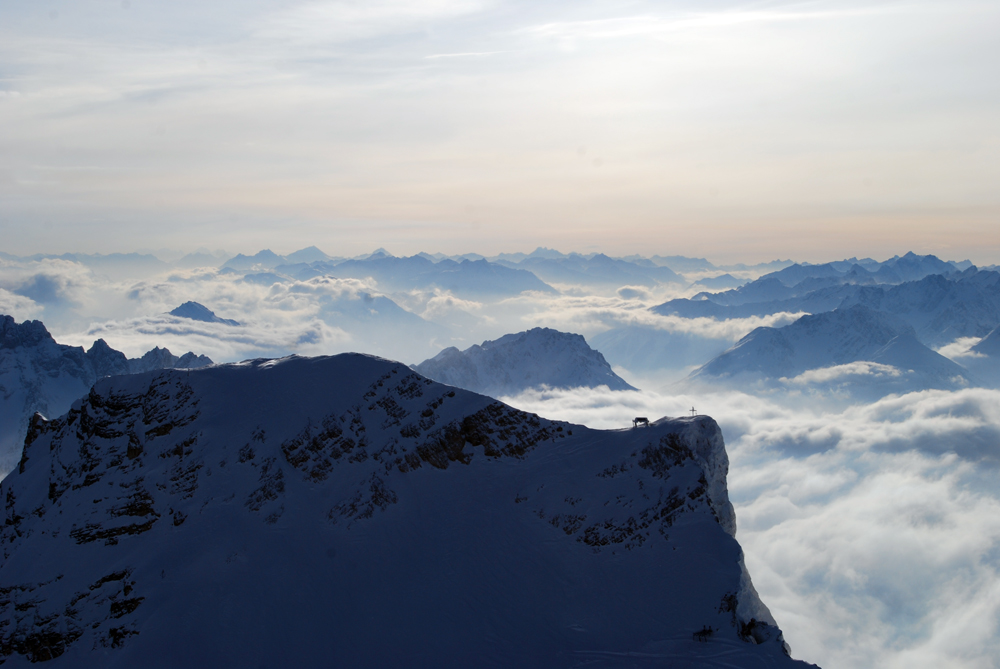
0, 317, 213, 473
413, 328, 636, 397
0, 354, 812, 668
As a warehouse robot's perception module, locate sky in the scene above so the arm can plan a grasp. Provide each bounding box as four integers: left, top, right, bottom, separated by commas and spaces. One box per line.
2, 0, 1000, 263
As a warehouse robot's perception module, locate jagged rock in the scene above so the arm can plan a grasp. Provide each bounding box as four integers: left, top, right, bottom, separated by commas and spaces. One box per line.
126, 347, 212, 375
0, 316, 214, 474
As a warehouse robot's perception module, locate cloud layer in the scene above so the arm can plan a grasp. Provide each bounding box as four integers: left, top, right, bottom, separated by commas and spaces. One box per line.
0, 256, 799, 366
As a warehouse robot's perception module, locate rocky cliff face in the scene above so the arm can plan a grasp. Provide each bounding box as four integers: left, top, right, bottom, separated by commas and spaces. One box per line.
414, 327, 636, 397
0, 316, 213, 474
0, 354, 812, 668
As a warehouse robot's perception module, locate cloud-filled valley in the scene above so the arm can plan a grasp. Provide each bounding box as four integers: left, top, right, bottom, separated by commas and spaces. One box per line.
3, 246, 1000, 668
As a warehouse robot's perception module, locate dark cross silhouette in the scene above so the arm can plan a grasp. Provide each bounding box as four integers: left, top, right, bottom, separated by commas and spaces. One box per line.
690, 407, 697, 417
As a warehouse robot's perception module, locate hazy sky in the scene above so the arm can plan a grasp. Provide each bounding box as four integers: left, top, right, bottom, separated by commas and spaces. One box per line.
2, 0, 999, 262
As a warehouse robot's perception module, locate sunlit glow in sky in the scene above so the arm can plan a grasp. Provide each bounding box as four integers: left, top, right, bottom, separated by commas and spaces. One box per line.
1, 0, 999, 261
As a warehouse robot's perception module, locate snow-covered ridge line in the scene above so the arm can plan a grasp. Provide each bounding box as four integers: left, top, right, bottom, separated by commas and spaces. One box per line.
413, 327, 636, 397
1, 354, 812, 667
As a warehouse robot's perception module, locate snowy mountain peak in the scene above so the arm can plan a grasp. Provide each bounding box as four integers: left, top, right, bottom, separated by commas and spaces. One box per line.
85, 339, 130, 378
283, 246, 331, 264
1, 315, 53, 349
168, 301, 240, 326
0, 316, 215, 473
0, 354, 807, 667
691, 305, 971, 396
414, 327, 636, 397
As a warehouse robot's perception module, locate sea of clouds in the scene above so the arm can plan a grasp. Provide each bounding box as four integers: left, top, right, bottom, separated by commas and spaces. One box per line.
2, 254, 998, 668
0, 256, 798, 365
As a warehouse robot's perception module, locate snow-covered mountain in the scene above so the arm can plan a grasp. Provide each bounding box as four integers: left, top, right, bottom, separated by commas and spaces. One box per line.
126, 347, 213, 374
0, 316, 212, 474
0, 354, 812, 667
413, 328, 636, 397
699, 253, 966, 303
656, 268, 1000, 348
168, 301, 240, 326
688, 306, 973, 398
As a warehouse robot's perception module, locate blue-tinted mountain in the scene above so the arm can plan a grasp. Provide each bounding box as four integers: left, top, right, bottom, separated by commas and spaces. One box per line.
655, 269, 1000, 347
330, 255, 555, 298
496, 253, 682, 288
0, 354, 810, 667
168, 301, 240, 326
414, 328, 635, 396
0, 316, 213, 473
689, 306, 974, 397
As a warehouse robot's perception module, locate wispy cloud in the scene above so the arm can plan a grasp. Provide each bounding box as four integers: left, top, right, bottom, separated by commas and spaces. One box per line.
424, 51, 504, 59
781, 360, 904, 384
520, 6, 906, 42
254, 0, 494, 44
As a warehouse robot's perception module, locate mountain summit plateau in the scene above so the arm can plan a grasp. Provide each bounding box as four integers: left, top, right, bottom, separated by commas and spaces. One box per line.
0, 354, 811, 668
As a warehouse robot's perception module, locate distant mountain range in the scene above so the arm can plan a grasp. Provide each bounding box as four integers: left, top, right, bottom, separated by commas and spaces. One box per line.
413, 328, 636, 397
655, 260, 1000, 347
492, 253, 683, 288
0, 315, 212, 473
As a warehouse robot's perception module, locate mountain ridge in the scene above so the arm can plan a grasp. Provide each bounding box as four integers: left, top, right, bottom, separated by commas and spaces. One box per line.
0, 315, 213, 473
414, 327, 636, 397
0, 354, 811, 667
